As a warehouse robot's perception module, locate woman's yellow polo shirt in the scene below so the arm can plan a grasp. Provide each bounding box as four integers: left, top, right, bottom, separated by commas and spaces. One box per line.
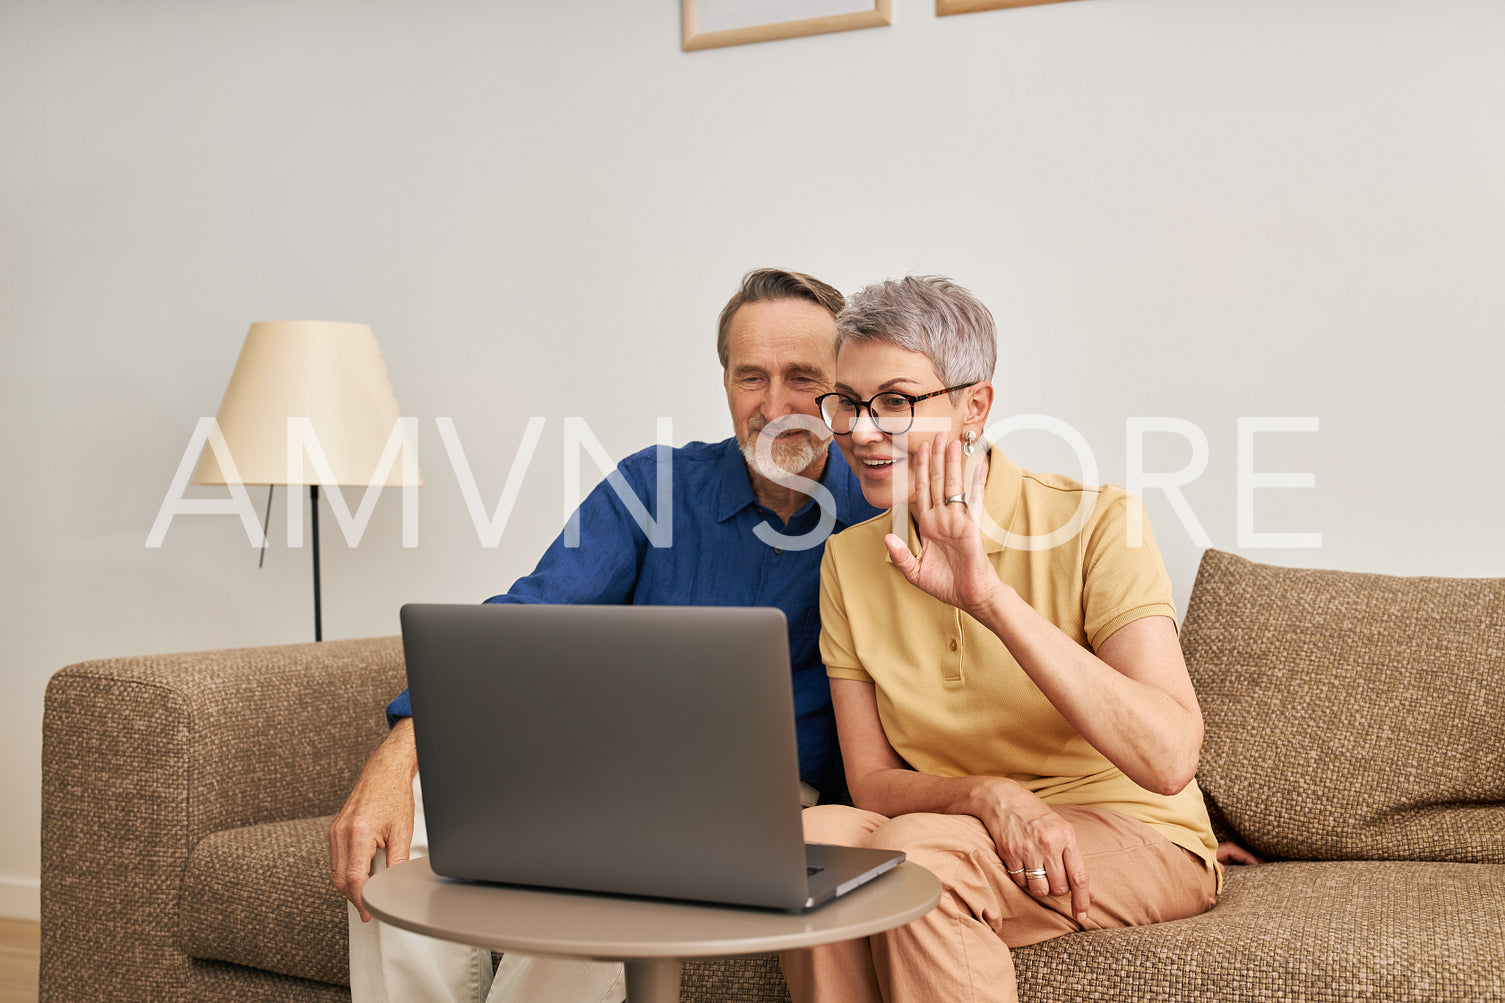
820, 450, 1220, 877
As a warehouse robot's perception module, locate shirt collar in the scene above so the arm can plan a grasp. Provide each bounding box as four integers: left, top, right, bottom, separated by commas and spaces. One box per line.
978, 449, 1024, 554
715, 437, 758, 523
714, 437, 871, 527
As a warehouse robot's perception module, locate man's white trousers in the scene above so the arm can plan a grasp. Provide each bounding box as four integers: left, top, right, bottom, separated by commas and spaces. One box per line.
347, 775, 627, 1003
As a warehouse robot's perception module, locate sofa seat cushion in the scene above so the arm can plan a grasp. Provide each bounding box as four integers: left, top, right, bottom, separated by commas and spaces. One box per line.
1012, 860, 1505, 1002
1181, 549, 1505, 862
681, 954, 790, 1002
180, 814, 350, 986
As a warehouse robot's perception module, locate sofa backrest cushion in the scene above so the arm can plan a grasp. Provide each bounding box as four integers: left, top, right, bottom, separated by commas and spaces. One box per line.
1181, 549, 1505, 863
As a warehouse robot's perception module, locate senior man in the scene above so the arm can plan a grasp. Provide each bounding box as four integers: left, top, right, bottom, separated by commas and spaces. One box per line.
330, 267, 881, 1003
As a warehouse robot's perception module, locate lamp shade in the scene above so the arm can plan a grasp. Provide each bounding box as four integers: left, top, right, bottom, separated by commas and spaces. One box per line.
192, 320, 421, 487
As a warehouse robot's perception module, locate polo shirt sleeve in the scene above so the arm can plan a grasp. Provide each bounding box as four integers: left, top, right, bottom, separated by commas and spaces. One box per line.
819, 542, 873, 684
1080, 487, 1178, 651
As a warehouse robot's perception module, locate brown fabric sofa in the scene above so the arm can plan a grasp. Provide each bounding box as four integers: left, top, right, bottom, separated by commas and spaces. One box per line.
40, 550, 1505, 1001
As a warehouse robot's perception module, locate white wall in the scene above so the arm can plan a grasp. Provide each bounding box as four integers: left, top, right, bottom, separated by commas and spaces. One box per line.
2, 0, 1501, 919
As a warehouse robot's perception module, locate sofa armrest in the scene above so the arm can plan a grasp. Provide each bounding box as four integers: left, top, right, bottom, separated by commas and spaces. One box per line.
41, 635, 405, 1002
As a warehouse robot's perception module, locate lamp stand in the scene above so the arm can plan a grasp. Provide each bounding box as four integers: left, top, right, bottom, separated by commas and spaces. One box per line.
312, 484, 323, 642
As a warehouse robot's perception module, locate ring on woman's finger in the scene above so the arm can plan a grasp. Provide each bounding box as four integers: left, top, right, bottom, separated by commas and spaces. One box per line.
1006, 867, 1025, 875
944, 494, 966, 505
1024, 868, 1048, 879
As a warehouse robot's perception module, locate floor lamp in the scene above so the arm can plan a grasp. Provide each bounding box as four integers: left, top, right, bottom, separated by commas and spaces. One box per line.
190, 320, 422, 641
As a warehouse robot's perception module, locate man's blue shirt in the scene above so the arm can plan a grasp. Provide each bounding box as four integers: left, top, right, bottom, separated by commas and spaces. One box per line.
387, 436, 881, 802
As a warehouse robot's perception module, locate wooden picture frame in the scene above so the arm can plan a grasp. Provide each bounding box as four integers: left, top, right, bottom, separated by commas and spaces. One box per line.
682, 0, 893, 52
937, 0, 1085, 14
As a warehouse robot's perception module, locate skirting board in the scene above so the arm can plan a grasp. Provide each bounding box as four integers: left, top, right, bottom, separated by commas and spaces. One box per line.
0, 876, 39, 922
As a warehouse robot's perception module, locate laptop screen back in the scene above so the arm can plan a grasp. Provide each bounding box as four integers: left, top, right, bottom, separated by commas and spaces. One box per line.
401, 603, 814, 910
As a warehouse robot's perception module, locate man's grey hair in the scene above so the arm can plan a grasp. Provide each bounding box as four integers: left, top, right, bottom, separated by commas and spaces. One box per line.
717, 268, 845, 369
835, 276, 997, 394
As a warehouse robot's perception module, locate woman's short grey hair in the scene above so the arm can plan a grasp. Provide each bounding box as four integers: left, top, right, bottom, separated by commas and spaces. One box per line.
835, 276, 997, 393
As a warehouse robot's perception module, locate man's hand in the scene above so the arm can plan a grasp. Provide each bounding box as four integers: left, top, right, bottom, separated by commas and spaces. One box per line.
328, 718, 419, 922
1216, 839, 1262, 866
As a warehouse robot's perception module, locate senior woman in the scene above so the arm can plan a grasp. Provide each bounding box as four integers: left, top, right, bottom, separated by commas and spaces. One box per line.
781, 276, 1222, 1002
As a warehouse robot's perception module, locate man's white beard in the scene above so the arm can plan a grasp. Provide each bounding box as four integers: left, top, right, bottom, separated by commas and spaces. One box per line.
740, 428, 825, 484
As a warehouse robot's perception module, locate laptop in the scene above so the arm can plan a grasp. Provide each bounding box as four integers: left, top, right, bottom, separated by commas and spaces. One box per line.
400, 602, 904, 912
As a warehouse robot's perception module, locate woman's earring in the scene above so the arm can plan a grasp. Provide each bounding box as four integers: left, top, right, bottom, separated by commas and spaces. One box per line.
963, 430, 977, 457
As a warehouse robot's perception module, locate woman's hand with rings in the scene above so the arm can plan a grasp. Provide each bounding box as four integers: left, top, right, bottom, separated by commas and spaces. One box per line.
976, 781, 1093, 924
883, 434, 1002, 616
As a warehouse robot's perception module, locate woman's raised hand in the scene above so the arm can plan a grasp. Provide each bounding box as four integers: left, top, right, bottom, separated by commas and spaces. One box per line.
883, 435, 1002, 616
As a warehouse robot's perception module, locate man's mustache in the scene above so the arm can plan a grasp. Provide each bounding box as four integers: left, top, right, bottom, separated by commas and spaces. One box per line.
748, 416, 827, 439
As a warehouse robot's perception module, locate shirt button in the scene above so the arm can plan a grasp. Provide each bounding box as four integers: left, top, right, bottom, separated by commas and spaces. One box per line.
774, 547, 783, 555
949, 639, 958, 651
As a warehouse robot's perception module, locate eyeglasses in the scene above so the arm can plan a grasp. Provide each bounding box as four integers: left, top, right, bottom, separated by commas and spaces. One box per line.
816, 383, 978, 436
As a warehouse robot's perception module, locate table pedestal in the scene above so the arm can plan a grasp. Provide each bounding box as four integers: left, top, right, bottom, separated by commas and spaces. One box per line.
625, 958, 683, 1002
